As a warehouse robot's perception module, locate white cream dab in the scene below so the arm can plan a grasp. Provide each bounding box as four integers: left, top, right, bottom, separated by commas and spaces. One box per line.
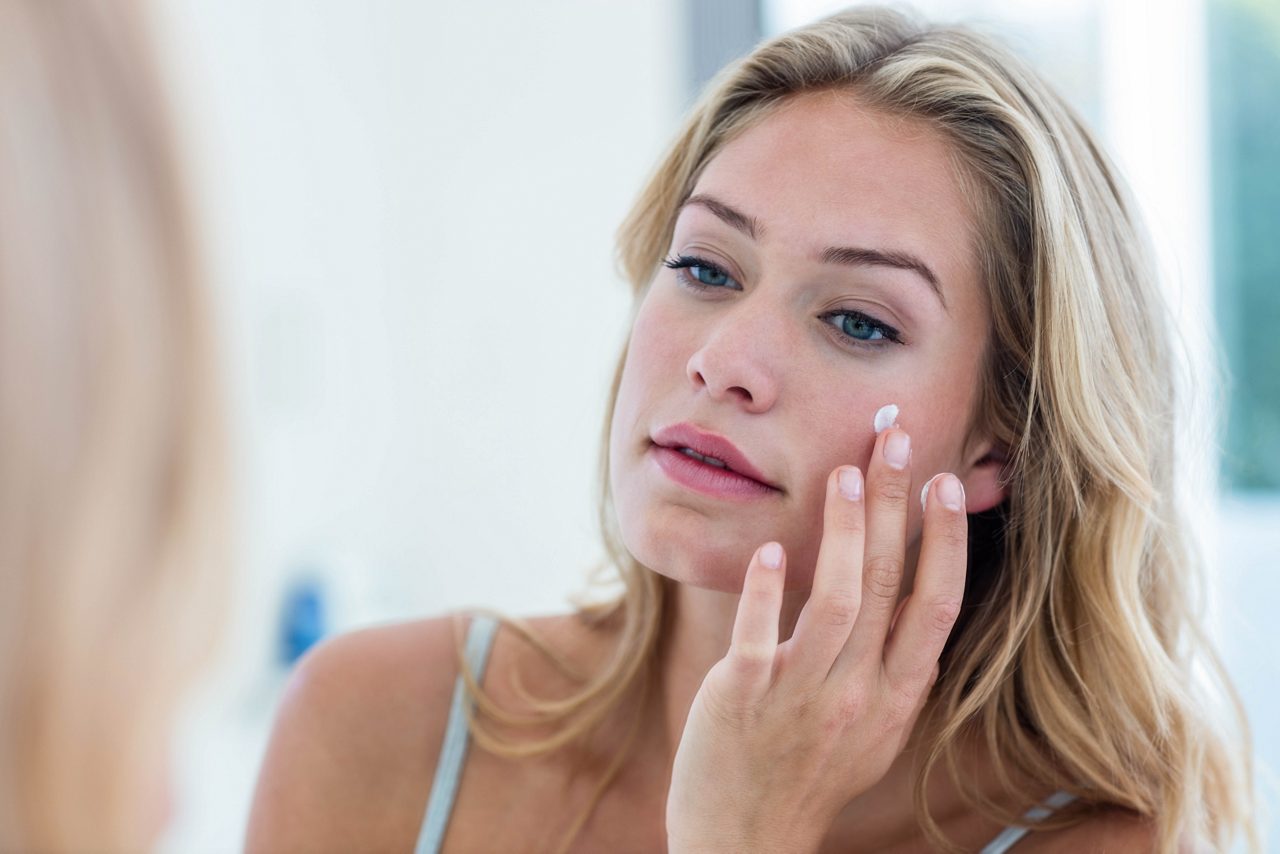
873, 403, 899, 434
920, 473, 942, 512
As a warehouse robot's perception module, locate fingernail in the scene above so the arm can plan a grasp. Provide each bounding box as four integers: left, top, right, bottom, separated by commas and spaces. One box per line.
920, 474, 941, 511
761, 542, 783, 569
838, 467, 862, 501
873, 403, 899, 434
937, 474, 964, 511
884, 431, 911, 470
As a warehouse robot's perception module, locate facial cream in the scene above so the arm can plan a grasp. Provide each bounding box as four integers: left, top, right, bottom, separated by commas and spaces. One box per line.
920, 473, 942, 512
873, 403, 899, 434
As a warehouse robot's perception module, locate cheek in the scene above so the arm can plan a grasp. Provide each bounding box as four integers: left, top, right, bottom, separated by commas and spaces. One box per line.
801, 392, 897, 469
608, 299, 685, 533
607, 285, 985, 587
908, 346, 985, 467
792, 388, 962, 546
611, 302, 674, 440
773, 402, 887, 570
622, 295, 687, 388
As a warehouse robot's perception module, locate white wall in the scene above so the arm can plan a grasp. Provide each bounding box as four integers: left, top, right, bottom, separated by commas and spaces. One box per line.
153, 2, 682, 849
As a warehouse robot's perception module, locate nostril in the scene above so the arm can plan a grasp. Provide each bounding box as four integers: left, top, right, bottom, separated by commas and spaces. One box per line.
687, 348, 773, 411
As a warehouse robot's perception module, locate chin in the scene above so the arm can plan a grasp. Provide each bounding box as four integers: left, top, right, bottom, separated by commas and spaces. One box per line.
619, 517, 753, 594
665, 557, 750, 593
647, 554, 751, 594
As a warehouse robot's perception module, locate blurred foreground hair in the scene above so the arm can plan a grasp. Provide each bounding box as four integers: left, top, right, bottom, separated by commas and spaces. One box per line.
0, 1, 228, 849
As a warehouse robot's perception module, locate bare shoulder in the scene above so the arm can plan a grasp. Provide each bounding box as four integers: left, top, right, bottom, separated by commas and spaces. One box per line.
1022, 806, 1158, 853
243, 609, 606, 853
244, 612, 474, 853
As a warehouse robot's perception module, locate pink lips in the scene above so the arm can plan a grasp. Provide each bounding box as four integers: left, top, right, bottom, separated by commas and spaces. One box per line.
650, 422, 780, 497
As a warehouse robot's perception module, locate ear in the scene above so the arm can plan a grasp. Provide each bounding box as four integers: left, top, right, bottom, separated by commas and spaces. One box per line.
959, 439, 1010, 514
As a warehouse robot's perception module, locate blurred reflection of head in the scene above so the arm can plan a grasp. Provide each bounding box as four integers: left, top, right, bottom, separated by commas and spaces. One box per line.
0, 2, 228, 849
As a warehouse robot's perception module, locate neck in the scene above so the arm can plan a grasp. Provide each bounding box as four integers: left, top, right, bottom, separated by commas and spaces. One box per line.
653, 577, 811, 757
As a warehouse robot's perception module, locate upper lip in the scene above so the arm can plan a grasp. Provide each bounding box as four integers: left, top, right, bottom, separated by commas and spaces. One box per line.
651, 422, 780, 490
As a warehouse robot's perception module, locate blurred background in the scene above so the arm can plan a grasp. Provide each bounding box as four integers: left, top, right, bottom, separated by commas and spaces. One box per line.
146, 0, 1277, 849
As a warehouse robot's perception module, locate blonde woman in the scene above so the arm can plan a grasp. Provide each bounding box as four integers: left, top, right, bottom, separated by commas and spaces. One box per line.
249, 6, 1256, 852
0, 1, 228, 850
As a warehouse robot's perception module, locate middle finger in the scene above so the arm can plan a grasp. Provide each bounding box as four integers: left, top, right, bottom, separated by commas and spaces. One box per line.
839, 426, 912, 671
781, 463, 866, 691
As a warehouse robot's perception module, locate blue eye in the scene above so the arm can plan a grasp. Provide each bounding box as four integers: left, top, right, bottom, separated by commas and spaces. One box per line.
692, 265, 730, 287
662, 253, 904, 349
828, 311, 896, 342
663, 254, 738, 289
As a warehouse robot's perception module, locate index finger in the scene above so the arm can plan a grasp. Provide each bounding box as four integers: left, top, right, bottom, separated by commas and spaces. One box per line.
781, 464, 865, 691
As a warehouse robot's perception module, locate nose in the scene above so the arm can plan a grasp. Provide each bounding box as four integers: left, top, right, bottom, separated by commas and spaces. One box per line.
685, 298, 784, 412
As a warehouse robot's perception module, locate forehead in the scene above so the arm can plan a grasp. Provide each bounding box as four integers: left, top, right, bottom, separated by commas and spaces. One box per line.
685, 90, 979, 293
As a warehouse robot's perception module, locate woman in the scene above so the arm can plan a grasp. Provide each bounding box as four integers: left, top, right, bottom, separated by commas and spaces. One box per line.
248, 7, 1256, 852
0, 1, 229, 850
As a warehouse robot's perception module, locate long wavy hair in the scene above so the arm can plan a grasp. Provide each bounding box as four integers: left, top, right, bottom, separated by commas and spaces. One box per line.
0, 1, 229, 849
452, 6, 1258, 852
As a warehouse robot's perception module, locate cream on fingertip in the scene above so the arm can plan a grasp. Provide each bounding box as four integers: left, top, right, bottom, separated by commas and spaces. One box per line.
873, 403, 899, 434
920, 473, 942, 511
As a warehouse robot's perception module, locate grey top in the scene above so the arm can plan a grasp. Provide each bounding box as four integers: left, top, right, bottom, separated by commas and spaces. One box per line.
414, 615, 1076, 853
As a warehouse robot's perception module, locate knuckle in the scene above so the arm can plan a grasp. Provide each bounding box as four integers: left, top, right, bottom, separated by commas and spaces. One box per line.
731, 640, 774, 668
835, 690, 867, 721
703, 663, 767, 726
792, 689, 827, 726
871, 473, 910, 505
818, 691, 864, 737
820, 586, 861, 626
702, 684, 750, 728
884, 686, 919, 728
743, 580, 776, 606
925, 596, 964, 635
863, 555, 902, 601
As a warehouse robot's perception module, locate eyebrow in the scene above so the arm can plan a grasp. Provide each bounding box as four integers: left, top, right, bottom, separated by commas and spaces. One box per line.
681, 193, 947, 310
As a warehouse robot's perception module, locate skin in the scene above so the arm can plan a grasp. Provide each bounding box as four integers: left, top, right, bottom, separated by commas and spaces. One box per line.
245, 88, 1158, 852
608, 87, 1008, 802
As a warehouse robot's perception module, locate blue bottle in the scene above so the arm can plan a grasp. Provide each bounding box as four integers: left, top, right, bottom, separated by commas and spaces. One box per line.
280, 576, 328, 666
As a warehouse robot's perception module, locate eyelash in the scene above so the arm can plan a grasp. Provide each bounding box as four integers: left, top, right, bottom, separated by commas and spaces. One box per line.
661, 254, 904, 348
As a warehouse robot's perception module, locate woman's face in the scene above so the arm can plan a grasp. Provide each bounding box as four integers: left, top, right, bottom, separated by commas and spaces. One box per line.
609, 90, 999, 594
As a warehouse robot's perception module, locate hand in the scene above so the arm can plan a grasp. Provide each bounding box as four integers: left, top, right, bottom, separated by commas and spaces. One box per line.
665, 427, 969, 854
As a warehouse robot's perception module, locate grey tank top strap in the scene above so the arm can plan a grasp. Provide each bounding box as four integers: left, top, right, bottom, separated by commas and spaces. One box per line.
415, 614, 499, 854
978, 789, 1078, 853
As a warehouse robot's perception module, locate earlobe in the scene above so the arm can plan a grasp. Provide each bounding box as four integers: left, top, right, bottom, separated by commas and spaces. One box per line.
961, 445, 1010, 514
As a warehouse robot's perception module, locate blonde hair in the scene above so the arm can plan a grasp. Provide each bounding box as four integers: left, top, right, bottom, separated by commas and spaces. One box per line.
454, 6, 1258, 852
0, 1, 228, 849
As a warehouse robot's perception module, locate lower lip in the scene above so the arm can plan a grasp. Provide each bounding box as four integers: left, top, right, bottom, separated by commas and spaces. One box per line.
650, 445, 779, 500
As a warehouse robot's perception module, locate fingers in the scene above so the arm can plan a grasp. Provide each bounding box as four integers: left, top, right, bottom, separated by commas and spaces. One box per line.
883, 473, 967, 693
839, 427, 912, 668
893, 661, 941, 757
784, 465, 865, 688
723, 541, 788, 703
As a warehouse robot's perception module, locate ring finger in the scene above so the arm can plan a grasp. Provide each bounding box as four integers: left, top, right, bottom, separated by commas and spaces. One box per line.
836, 426, 912, 674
